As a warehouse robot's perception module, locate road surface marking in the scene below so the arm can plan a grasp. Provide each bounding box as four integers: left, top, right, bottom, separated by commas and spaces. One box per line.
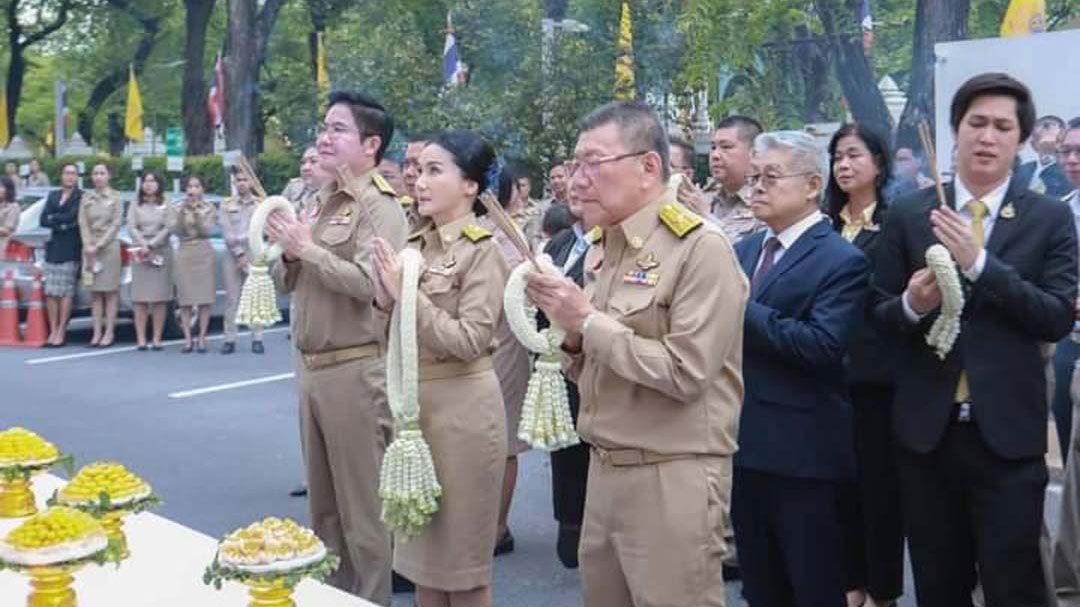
24, 327, 289, 365
168, 372, 296, 399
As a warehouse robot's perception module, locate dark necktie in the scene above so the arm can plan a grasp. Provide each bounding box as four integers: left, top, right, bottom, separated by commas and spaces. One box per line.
751, 236, 782, 290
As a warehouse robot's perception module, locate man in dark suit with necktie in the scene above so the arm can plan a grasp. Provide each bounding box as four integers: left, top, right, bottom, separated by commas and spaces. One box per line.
872, 73, 1078, 607
1016, 115, 1071, 199
732, 130, 870, 607
538, 190, 597, 569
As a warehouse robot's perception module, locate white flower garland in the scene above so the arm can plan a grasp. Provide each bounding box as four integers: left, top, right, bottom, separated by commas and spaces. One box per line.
379, 248, 441, 539
925, 244, 964, 360
236, 196, 295, 328
503, 255, 580, 451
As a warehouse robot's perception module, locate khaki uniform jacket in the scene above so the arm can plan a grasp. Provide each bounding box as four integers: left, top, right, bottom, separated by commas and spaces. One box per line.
78, 189, 123, 251
170, 199, 216, 242
219, 194, 258, 258
564, 194, 749, 457
281, 178, 317, 216
275, 169, 409, 354
128, 201, 172, 250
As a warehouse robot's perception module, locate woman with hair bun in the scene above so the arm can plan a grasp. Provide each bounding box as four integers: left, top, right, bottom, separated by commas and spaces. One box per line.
372, 129, 508, 607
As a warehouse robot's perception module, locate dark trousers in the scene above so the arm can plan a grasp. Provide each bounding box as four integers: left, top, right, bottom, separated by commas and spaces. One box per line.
551, 382, 588, 525
839, 382, 904, 601
899, 422, 1048, 607
732, 467, 845, 607
1054, 337, 1080, 463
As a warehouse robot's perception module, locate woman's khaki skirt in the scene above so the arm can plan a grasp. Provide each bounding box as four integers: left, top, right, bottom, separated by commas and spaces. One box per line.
174, 239, 215, 307
394, 367, 508, 591
86, 240, 122, 292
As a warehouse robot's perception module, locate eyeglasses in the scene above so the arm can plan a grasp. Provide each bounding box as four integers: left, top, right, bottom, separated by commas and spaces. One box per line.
567, 150, 650, 179
1059, 146, 1080, 159
745, 171, 815, 189
316, 122, 363, 140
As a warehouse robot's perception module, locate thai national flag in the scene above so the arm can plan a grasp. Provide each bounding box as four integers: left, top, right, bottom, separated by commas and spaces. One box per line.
207, 54, 225, 128
859, 0, 874, 52
442, 13, 467, 87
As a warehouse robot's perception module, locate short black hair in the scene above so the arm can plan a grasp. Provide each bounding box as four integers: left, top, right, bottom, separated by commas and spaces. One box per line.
326, 91, 394, 163
578, 100, 670, 181
0, 175, 15, 203
408, 130, 436, 144
542, 203, 574, 238
949, 72, 1036, 143
1068, 117, 1080, 131
1037, 115, 1066, 131
428, 129, 498, 216
497, 162, 529, 208
137, 171, 164, 205
825, 123, 892, 230
715, 115, 763, 145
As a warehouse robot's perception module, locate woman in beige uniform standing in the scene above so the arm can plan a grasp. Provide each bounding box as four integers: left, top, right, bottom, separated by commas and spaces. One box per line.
78, 163, 123, 348
171, 175, 216, 353
372, 129, 508, 607
128, 171, 173, 350
0, 176, 19, 259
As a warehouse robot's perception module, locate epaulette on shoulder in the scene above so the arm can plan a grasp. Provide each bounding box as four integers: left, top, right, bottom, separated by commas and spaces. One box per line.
407, 229, 424, 242
586, 227, 603, 243
399, 195, 415, 208
462, 224, 492, 243
372, 173, 397, 197
659, 201, 703, 239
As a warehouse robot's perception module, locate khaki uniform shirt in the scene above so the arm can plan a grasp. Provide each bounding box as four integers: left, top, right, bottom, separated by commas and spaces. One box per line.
78, 189, 123, 249
281, 178, 317, 217
565, 194, 749, 457
0, 202, 19, 255
220, 194, 259, 258
511, 200, 545, 251
408, 213, 509, 365
275, 169, 408, 354
127, 201, 172, 250
170, 199, 216, 242
710, 186, 761, 245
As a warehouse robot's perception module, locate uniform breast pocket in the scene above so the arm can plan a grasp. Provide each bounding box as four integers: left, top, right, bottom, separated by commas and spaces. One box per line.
421, 272, 458, 296
319, 225, 352, 247
608, 286, 662, 326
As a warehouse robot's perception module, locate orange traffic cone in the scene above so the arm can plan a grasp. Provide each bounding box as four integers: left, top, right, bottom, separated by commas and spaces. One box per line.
22, 272, 48, 348
0, 270, 20, 346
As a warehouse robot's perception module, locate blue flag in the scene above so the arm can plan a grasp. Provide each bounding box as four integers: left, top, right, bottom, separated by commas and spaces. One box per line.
443, 12, 465, 86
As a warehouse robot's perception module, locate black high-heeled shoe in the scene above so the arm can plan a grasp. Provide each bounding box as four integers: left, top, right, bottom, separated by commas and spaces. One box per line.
181, 343, 193, 354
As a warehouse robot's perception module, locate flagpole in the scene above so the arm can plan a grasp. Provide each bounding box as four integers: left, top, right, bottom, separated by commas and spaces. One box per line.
53, 80, 66, 158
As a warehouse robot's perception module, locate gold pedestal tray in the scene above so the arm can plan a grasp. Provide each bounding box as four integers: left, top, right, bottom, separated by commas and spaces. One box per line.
99, 511, 130, 560
0, 477, 37, 519
244, 578, 295, 607
23, 564, 82, 607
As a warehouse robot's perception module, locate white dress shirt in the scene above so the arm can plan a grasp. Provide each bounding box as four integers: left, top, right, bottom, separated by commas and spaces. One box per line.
753, 210, 824, 276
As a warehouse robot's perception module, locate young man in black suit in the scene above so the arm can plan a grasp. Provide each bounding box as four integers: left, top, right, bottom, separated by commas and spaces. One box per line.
1016, 115, 1071, 198
873, 73, 1078, 607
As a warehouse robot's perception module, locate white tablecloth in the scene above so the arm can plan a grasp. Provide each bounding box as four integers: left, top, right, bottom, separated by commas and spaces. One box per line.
0, 474, 373, 606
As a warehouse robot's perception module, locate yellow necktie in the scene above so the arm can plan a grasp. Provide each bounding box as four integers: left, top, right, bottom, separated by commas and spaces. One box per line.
955, 199, 987, 403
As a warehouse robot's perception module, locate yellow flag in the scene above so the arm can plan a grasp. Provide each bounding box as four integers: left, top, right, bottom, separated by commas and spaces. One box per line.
614, 2, 635, 100
316, 32, 330, 93
0, 88, 9, 149
1000, 0, 1047, 36
125, 65, 144, 142
45, 121, 53, 148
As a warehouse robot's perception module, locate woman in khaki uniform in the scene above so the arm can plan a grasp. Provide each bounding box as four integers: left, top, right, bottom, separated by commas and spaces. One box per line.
128, 172, 173, 350
0, 176, 19, 259
78, 163, 123, 347
372, 130, 508, 607
171, 175, 216, 353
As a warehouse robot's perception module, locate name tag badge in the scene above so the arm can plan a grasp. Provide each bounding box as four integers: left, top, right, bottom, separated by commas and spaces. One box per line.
623, 271, 659, 286
328, 216, 350, 226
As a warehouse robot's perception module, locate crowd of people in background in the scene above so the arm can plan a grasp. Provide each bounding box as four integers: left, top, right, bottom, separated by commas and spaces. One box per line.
5, 69, 1080, 607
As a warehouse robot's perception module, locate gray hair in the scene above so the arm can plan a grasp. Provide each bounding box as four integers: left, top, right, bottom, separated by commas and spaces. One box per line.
752, 130, 828, 201
579, 101, 671, 181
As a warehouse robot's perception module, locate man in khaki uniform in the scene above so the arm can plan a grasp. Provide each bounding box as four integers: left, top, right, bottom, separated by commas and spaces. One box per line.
220, 169, 263, 354
267, 91, 408, 606
527, 100, 748, 607
281, 146, 320, 218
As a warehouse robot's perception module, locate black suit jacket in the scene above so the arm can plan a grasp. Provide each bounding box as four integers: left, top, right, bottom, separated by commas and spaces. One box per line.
1016, 160, 1072, 199
539, 227, 586, 418
838, 207, 897, 385
735, 219, 870, 480
871, 179, 1078, 459
39, 188, 83, 263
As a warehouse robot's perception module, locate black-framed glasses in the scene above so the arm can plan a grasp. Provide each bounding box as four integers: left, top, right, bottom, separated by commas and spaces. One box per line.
567, 150, 651, 179
745, 171, 815, 189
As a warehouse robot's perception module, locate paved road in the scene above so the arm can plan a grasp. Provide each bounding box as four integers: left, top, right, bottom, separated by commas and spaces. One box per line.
0, 320, 1065, 606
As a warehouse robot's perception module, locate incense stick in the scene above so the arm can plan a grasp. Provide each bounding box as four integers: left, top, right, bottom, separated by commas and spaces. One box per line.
917, 121, 948, 209
478, 191, 541, 271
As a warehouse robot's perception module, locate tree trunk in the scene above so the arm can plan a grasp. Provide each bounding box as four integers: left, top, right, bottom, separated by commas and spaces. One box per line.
793, 25, 830, 124
225, 0, 287, 158
5, 0, 74, 140
896, 0, 971, 149
816, 0, 893, 136
76, 1, 162, 145
182, 0, 216, 155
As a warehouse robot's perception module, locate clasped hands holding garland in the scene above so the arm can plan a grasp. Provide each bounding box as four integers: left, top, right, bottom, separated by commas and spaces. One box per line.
908, 205, 985, 316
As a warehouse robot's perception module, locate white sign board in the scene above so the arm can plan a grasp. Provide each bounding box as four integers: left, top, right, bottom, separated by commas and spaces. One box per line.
934, 29, 1080, 174
222, 149, 243, 169
167, 156, 185, 173
131, 156, 144, 171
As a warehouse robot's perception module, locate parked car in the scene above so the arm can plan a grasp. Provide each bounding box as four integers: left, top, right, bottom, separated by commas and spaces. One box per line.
0, 187, 289, 338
